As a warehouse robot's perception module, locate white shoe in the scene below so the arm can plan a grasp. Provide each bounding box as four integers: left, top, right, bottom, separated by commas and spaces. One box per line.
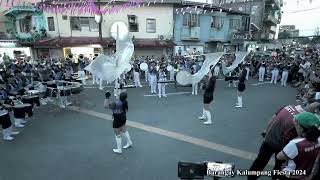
4, 136, 14, 141
113, 149, 122, 154
198, 116, 206, 120
203, 121, 212, 125
11, 131, 19, 135
123, 142, 132, 149
14, 123, 24, 128
99, 87, 104, 90
60, 105, 66, 108
235, 105, 243, 108
139, 85, 143, 87
192, 92, 194, 95
66, 102, 72, 106
19, 119, 27, 124
163, 95, 167, 97
158, 96, 161, 98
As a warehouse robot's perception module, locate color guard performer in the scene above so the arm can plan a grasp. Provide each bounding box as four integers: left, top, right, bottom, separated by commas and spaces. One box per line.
104, 91, 132, 154
236, 65, 247, 108
245, 62, 251, 80
198, 69, 216, 125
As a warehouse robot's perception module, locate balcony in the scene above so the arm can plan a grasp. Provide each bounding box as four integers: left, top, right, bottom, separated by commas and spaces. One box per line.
264, 13, 278, 25
181, 26, 200, 41
270, 26, 277, 33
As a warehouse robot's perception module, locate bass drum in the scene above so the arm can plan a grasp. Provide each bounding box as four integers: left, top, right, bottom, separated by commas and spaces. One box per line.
176, 70, 192, 86
140, 63, 148, 71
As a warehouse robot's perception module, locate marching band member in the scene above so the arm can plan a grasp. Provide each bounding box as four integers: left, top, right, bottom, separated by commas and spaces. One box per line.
114, 78, 121, 97
270, 62, 280, 84
104, 91, 132, 154
77, 56, 86, 85
169, 63, 175, 81
245, 62, 251, 80
281, 63, 290, 86
191, 62, 199, 95
258, 61, 266, 82
0, 101, 19, 141
236, 65, 247, 108
214, 63, 220, 77
99, 77, 104, 90
133, 62, 142, 88
157, 67, 167, 98
198, 69, 216, 125
149, 62, 157, 94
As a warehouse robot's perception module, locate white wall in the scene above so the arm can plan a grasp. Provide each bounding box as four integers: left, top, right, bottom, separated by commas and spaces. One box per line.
44, 4, 174, 39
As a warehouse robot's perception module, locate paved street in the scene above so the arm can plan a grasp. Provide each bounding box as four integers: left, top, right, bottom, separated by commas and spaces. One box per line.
0, 78, 297, 180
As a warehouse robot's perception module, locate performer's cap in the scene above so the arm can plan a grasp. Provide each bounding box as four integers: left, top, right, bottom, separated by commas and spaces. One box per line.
294, 112, 320, 129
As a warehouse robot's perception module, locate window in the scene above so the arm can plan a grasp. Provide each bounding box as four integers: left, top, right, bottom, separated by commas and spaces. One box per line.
70, 17, 98, 32
183, 14, 199, 27
211, 16, 223, 29
146, 19, 156, 33
19, 16, 31, 33
128, 15, 138, 32
47, 17, 55, 31
242, 16, 250, 31
229, 19, 241, 30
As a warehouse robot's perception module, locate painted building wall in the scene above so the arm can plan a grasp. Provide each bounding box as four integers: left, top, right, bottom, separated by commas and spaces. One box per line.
44, 4, 174, 39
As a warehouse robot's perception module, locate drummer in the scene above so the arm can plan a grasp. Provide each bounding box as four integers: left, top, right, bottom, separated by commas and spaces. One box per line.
0, 82, 32, 128
0, 100, 19, 141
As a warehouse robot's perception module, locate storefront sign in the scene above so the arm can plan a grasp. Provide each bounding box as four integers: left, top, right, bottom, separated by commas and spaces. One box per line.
231, 32, 251, 43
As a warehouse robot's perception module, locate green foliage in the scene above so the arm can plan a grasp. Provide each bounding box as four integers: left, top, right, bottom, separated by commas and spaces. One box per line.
5, 7, 47, 43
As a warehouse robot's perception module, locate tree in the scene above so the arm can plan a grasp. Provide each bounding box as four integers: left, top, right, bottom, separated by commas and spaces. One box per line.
315, 26, 320, 36
278, 31, 291, 39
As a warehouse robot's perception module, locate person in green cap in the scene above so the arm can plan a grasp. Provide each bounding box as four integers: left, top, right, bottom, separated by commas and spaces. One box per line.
248, 102, 320, 180
276, 112, 320, 179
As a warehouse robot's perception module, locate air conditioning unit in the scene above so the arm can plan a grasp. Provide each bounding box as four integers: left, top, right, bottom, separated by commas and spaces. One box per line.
158, 35, 164, 40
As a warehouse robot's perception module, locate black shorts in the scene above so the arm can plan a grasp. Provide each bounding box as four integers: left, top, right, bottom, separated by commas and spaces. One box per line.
113, 113, 126, 128
203, 93, 213, 104
0, 113, 12, 129
238, 83, 246, 92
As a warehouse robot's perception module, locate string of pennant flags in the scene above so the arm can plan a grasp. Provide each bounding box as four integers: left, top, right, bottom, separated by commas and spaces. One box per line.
1, 0, 233, 15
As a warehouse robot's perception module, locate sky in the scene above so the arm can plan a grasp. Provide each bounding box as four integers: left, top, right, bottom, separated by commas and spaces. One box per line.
281, 0, 320, 36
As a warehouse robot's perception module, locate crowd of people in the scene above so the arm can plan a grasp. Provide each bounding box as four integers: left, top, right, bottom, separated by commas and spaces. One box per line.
1, 43, 320, 179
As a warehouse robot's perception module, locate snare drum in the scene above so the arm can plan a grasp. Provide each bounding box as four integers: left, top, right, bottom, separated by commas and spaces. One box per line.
13, 104, 32, 118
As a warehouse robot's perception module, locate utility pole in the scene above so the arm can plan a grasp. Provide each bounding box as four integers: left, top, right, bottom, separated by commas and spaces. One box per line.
98, 0, 103, 41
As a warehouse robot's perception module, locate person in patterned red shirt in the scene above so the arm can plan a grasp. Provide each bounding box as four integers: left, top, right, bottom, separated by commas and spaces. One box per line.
248, 102, 320, 180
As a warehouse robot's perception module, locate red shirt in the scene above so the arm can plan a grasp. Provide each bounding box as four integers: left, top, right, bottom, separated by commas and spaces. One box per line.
265, 105, 304, 152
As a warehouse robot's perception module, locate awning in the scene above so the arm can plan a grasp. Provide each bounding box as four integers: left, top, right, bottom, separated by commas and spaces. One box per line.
4, 6, 40, 16
133, 39, 176, 48
250, 23, 260, 31
20, 37, 115, 47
